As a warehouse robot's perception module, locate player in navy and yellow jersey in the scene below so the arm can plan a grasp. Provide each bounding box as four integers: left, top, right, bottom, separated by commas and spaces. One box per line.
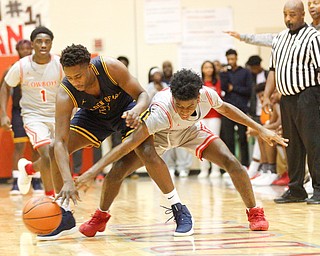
60, 56, 138, 147
46, 44, 194, 241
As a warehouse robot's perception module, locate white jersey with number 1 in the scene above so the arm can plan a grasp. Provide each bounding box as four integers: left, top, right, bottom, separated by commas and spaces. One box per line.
4, 54, 63, 123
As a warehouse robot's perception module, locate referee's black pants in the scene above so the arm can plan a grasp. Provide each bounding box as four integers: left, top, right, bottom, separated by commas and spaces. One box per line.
280, 86, 320, 198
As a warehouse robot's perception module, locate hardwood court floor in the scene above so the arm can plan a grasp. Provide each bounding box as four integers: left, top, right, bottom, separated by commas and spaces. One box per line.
1, 175, 320, 255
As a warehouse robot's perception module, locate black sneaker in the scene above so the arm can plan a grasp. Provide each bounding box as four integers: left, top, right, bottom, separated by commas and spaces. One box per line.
274, 190, 307, 204
306, 196, 320, 205
37, 208, 77, 241
10, 178, 21, 195
171, 203, 194, 236
32, 178, 44, 194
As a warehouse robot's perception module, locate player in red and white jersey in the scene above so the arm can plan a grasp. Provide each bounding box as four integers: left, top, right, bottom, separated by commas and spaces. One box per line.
6, 53, 62, 121
73, 69, 289, 235
0, 26, 63, 198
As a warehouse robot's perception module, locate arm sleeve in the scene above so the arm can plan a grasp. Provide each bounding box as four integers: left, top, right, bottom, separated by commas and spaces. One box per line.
240, 33, 276, 47
144, 104, 171, 135
269, 36, 278, 71
4, 61, 21, 87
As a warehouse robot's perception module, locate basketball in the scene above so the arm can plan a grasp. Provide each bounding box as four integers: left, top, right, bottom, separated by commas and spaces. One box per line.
22, 196, 62, 235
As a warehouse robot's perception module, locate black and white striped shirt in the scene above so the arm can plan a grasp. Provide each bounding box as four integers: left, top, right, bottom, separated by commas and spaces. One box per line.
270, 24, 320, 96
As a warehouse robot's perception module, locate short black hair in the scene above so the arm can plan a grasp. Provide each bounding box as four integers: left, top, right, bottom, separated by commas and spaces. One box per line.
60, 44, 91, 67
16, 39, 31, 51
117, 56, 129, 66
170, 69, 203, 101
255, 82, 266, 93
226, 48, 237, 56
246, 55, 262, 66
30, 26, 54, 41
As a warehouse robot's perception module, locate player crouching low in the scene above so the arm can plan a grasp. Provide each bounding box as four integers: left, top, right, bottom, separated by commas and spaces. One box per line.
71, 69, 289, 237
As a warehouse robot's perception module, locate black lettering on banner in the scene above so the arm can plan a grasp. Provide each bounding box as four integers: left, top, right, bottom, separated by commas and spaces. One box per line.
25, 6, 41, 26
5, 0, 23, 17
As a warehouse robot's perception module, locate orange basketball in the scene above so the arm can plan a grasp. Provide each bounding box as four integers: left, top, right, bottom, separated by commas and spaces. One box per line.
22, 196, 62, 235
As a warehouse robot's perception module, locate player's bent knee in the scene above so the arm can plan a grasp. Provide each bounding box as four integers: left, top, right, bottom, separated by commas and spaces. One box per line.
221, 155, 241, 174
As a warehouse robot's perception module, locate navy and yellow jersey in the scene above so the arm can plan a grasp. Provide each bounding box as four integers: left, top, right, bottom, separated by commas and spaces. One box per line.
60, 56, 133, 120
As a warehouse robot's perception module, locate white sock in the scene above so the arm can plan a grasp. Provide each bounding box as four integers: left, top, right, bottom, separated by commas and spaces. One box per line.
98, 207, 109, 213
12, 170, 19, 178
248, 160, 260, 173
33, 171, 41, 178
164, 188, 181, 206
55, 196, 71, 211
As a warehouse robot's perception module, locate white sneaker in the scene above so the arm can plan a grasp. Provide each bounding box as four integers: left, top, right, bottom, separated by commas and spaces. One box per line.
209, 168, 221, 178
169, 168, 175, 178
179, 170, 189, 178
247, 161, 260, 179
198, 170, 208, 178
17, 158, 33, 194
251, 171, 278, 186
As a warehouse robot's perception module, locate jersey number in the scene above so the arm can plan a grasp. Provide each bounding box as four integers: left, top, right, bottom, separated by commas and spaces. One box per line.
40, 89, 47, 102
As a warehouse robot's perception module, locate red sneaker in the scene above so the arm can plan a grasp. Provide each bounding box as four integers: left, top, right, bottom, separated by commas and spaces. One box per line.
72, 173, 79, 180
95, 174, 105, 182
79, 209, 111, 237
272, 172, 289, 186
246, 207, 269, 231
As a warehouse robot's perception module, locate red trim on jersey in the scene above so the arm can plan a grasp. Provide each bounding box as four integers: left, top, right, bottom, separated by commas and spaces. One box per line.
203, 82, 221, 119
34, 139, 51, 150
151, 102, 173, 129
195, 122, 219, 160
203, 87, 214, 106
24, 125, 37, 144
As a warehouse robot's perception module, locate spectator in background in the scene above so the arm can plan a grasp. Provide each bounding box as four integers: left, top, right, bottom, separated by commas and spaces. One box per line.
160, 61, 193, 178
220, 49, 252, 168
247, 83, 280, 186
162, 61, 173, 85
198, 60, 222, 178
0, 39, 43, 195
213, 60, 223, 74
117, 56, 129, 68
246, 55, 269, 178
146, 67, 168, 99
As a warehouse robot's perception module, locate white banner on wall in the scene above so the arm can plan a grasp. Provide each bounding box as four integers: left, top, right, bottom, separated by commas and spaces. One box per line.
179, 7, 234, 73
0, 0, 49, 55
144, 0, 181, 44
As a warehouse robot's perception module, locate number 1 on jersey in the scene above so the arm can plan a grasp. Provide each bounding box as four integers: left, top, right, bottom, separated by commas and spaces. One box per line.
40, 89, 47, 102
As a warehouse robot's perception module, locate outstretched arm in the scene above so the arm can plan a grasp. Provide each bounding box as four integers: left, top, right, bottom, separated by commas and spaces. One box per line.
75, 122, 151, 190
54, 86, 79, 205
216, 101, 288, 147
224, 31, 275, 47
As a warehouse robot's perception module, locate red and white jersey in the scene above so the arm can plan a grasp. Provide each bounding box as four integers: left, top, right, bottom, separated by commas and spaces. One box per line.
5, 54, 63, 122
145, 87, 223, 135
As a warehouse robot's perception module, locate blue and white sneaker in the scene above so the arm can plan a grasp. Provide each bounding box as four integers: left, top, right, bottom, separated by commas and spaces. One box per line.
37, 208, 77, 241
163, 203, 194, 236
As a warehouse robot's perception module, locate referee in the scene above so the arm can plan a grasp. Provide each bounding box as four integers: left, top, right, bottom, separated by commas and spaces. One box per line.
263, 0, 320, 204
